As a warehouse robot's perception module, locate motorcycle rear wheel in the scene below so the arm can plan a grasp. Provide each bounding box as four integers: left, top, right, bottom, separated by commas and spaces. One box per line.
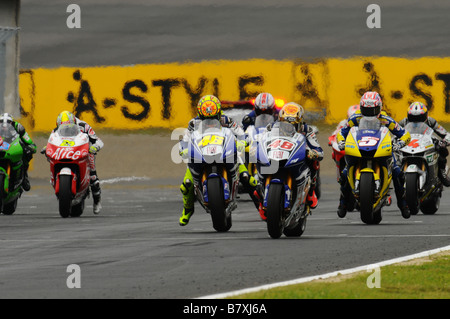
207, 176, 231, 232
58, 175, 72, 218
70, 200, 84, 217
266, 183, 284, 239
2, 198, 18, 215
420, 194, 440, 215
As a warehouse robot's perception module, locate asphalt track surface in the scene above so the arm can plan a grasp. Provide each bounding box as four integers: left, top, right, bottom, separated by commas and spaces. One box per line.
1, 174, 449, 299
20, 0, 450, 68
3, 0, 450, 299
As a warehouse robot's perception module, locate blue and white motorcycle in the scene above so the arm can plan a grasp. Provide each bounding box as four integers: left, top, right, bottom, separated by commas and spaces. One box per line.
254, 121, 312, 239
180, 119, 240, 232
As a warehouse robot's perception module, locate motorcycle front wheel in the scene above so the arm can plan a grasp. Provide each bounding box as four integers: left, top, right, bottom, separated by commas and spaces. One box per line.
359, 173, 382, 225
58, 175, 72, 218
266, 183, 284, 239
405, 173, 419, 215
207, 176, 231, 232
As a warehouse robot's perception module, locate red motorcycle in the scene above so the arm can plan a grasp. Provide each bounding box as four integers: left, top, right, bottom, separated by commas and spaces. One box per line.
44, 124, 91, 218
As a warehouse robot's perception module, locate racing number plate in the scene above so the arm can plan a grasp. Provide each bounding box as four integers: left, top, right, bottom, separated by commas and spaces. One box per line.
358, 136, 379, 147
267, 138, 296, 151
198, 134, 224, 147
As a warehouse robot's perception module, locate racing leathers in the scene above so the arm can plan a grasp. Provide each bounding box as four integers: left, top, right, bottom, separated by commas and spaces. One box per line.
179, 114, 258, 226
12, 120, 36, 191
399, 116, 450, 186
337, 110, 411, 217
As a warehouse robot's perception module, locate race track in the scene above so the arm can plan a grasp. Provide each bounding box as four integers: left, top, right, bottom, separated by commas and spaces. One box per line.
1, 173, 449, 298
2, 0, 449, 299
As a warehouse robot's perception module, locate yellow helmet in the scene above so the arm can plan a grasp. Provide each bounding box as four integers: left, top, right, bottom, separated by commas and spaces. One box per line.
197, 95, 222, 120
279, 102, 304, 125
56, 110, 76, 127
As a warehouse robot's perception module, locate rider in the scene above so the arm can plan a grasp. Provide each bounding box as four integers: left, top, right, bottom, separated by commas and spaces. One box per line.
242, 92, 279, 131
328, 105, 360, 211
330, 105, 360, 139
268, 102, 323, 209
0, 113, 36, 191
179, 95, 259, 226
336, 91, 411, 218
53, 111, 104, 214
399, 101, 450, 186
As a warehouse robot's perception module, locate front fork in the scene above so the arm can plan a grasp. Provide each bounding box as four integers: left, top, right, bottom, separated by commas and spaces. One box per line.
353, 161, 382, 196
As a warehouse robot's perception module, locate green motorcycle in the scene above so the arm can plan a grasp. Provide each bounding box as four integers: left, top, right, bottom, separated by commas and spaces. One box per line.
0, 124, 25, 215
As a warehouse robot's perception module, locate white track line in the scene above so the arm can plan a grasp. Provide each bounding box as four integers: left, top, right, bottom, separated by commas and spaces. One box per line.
197, 244, 450, 299
100, 176, 151, 184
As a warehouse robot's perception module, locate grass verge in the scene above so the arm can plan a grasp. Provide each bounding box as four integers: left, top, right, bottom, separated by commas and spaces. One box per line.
230, 251, 450, 299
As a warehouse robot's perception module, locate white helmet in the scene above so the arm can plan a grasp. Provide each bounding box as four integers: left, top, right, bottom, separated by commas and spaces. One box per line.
254, 93, 275, 115
0, 113, 14, 125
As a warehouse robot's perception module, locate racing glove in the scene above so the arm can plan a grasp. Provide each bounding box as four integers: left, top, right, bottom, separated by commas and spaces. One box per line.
236, 140, 246, 153
89, 145, 100, 154
440, 136, 450, 148
307, 149, 320, 160
338, 140, 345, 151
393, 140, 406, 152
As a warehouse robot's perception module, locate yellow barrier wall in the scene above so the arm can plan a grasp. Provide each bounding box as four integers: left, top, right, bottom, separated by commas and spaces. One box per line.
18, 57, 450, 132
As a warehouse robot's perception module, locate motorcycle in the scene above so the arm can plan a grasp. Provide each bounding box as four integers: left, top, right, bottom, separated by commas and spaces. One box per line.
44, 124, 91, 218
255, 121, 311, 239
399, 122, 442, 215
344, 117, 394, 224
0, 124, 25, 215
180, 119, 239, 232
245, 114, 275, 181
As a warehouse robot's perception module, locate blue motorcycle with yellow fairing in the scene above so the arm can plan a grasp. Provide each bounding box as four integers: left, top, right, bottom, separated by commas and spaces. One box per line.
344, 117, 393, 224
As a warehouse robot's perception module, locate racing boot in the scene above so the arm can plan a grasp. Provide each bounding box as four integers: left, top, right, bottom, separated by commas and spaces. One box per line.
395, 188, 410, 219
438, 161, 450, 187
252, 189, 266, 221
90, 172, 102, 214
239, 164, 261, 211
22, 171, 31, 192
337, 168, 349, 218
337, 196, 347, 218
306, 189, 318, 210
179, 169, 195, 226
393, 170, 410, 219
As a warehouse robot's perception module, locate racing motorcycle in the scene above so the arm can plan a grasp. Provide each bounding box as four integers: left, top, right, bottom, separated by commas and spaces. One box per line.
245, 114, 275, 181
0, 123, 25, 215
399, 122, 442, 215
255, 121, 312, 239
180, 119, 239, 232
344, 117, 394, 224
44, 124, 91, 218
